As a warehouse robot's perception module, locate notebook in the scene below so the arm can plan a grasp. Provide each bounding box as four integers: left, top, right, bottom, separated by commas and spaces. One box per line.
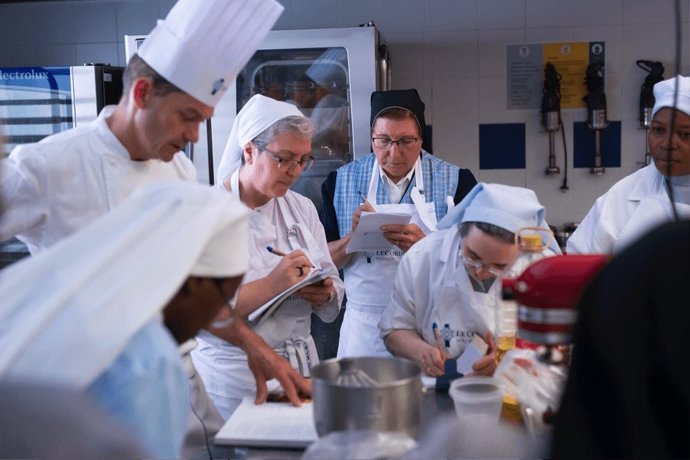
214, 397, 318, 448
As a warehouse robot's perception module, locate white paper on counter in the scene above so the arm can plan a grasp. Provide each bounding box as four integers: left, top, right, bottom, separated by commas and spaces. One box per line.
346, 211, 412, 253
214, 396, 317, 448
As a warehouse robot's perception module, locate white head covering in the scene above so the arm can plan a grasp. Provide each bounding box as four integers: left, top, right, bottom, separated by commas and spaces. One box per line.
216, 94, 305, 184
437, 182, 560, 253
0, 181, 249, 389
651, 75, 690, 118
137, 0, 284, 107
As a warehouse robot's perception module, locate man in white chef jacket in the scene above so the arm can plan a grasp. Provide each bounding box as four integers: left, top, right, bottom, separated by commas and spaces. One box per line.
0, 0, 310, 456
567, 74, 690, 254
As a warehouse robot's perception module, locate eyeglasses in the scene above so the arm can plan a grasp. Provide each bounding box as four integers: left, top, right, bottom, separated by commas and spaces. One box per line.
372, 137, 420, 149
459, 252, 510, 277
260, 146, 315, 172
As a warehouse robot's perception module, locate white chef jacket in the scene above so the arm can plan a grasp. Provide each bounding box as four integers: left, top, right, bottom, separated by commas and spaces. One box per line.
378, 225, 496, 359
0, 106, 197, 254
567, 164, 690, 254
192, 182, 343, 419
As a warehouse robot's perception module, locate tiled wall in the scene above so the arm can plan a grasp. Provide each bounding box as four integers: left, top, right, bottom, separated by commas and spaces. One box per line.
1, 0, 688, 227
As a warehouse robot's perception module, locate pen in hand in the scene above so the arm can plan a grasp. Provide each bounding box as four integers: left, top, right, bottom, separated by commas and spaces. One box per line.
432, 322, 447, 360
266, 246, 316, 268
266, 246, 287, 257
359, 192, 375, 211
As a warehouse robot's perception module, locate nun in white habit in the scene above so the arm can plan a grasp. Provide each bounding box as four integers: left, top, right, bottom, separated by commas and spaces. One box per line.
192, 94, 344, 419
379, 183, 560, 378
0, 181, 250, 458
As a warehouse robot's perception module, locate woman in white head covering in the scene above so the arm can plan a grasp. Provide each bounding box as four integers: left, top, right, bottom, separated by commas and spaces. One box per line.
567, 74, 690, 254
379, 183, 560, 378
192, 94, 344, 419
0, 181, 249, 457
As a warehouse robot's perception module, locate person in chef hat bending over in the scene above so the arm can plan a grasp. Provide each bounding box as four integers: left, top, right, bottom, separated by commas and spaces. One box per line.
379, 183, 560, 377
567, 74, 690, 254
0, 181, 249, 458
0, 0, 312, 448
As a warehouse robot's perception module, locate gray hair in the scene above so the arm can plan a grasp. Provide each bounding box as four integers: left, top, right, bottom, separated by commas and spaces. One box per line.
459, 221, 515, 245
252, 115, 314, 149
123, 54, 183, 99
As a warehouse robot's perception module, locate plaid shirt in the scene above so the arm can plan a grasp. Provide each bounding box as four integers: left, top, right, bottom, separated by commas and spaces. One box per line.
332, 150, 460, 238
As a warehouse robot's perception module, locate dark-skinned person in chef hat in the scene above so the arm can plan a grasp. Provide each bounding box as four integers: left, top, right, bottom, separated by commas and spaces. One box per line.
567, 74, 690, 255
320, 89, 478, 359
379, 183, 560, 378
0, 0, 313, 456
0, 181, 249, 458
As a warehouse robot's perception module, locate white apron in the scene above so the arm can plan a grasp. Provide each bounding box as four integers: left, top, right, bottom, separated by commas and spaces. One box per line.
613, 198, 690, 253
193, 171, 323, 418
338, 158, 441, 358
424, 246, 495, 358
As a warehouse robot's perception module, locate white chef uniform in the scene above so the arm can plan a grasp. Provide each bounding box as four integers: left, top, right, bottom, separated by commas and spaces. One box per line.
192, 93, 344, 419
0, 181, 250, 458
337, 157, 441, 358
568, 75, 690, 255
379, 183, 559, 359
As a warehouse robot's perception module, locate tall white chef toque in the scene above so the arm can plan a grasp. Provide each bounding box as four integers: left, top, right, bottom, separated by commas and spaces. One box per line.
216, 94, 306, 185
651, 74, 690, 118
137, 0, 284, 107
0, 181, 249, 389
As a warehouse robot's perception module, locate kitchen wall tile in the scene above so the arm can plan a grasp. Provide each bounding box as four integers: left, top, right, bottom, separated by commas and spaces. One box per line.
378, 0, 427, 34
115, 0, 158, 38
478, 0, 526, 30
31, 44, 77, 67
0, 4, 40, 45
477, 168, 527, 187
526, 0, 574, 28
573, 0, 623, 26
525, 27, 575, 43
623, 0, 688, 25
428, 31, 478, 79
292, 0, 340, 29
73, 2, 118, 43
75, 43, 119, 67
428, 0, 478, 32
384, 33, 430, 80
29, 3, 76, 45
334, 0, 385, 29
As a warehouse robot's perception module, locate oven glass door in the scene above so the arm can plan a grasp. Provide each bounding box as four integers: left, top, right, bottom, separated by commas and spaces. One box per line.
236, 47, 351, 211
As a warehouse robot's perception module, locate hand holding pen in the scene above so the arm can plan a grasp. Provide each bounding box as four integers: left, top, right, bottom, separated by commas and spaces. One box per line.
266, 246, 313, 286
351, 192, 376, 231
266, 246, 334, 306
422, 322, 448, 377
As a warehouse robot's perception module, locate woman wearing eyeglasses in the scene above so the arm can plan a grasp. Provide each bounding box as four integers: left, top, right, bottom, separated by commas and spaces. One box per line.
379, 183, 561, 377
191, 94, 344, 419
320, 89, 478, 359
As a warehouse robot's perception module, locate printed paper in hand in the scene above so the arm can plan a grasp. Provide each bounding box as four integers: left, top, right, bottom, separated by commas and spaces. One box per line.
248, 268, 329, 324
214, 397, 317, 448
346, 211, 412, 253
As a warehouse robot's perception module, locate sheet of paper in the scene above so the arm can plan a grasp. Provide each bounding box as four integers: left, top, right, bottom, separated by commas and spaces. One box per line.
247, 268, 328, 324
455, 334, 489, 375
345, 211, 412, 253
214, 397, 317, 448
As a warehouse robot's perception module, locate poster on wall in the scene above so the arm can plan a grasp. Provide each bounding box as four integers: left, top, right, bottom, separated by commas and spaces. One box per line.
507, 41, 605, 110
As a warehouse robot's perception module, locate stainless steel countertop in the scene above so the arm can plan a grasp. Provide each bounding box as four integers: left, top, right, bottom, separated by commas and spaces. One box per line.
212, 388, 455, 460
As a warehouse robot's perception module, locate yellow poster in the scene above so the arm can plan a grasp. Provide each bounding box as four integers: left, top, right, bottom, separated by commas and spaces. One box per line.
544, 42, 593, 109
